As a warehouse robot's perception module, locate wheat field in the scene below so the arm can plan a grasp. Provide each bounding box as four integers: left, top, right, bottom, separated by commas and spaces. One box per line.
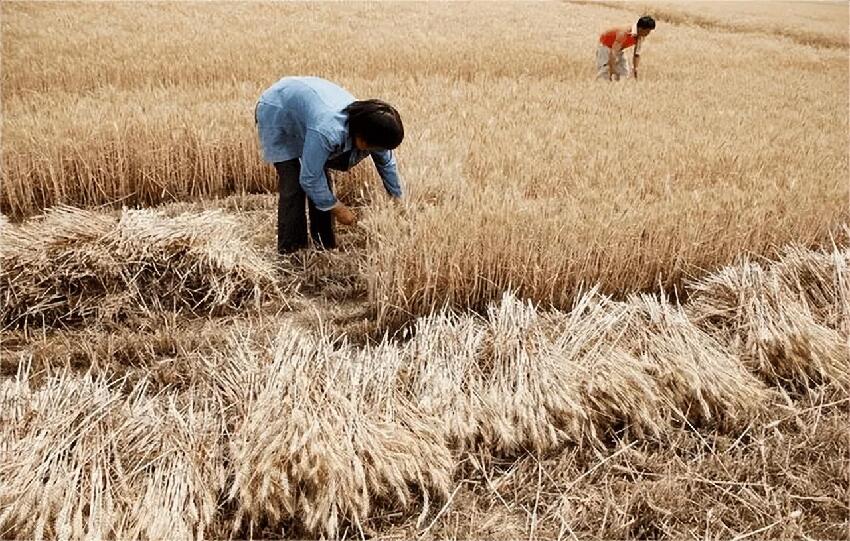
1, 1, 849, 539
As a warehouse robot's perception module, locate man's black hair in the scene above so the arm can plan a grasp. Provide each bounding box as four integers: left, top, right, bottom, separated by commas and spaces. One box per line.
344, 99, 404, 150
637, 16, 656, 30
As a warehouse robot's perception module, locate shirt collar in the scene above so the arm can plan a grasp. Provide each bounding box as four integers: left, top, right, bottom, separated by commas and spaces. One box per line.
631, 23, 638, 36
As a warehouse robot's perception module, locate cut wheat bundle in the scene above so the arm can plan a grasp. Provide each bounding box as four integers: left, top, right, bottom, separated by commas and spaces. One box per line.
1, 206, 282, 328
687, 245, 850, 394
205, 327, 454, 538
0, 367, 225, 541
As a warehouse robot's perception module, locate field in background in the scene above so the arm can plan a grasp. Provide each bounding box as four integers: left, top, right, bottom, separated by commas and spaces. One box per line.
2, 1, 849, 539
621, 0, 849, 48
3, 0, 849, 319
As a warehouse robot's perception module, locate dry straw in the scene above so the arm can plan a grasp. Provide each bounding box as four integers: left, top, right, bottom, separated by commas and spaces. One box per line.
0, 369, 224, 540
688, 244, 850, 394
201, 328, 454, 537
0, 206, 282, 329
0, 242, 847, 538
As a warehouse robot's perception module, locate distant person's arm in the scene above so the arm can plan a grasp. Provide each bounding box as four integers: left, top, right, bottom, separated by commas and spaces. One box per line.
609, 31, 626, 80
633, 38, 642, 79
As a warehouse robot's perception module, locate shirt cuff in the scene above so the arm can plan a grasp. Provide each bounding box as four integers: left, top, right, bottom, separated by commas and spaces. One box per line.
314, 198, 338, 212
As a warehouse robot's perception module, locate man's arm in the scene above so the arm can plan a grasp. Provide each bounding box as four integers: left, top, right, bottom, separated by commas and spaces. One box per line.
300, 129, 337, 211
371, 149, 403, 199
302, 132, 357, 224
299, 131, 355, 225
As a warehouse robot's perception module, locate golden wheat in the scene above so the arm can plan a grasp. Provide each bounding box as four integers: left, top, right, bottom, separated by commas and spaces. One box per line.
2, 238, 847, 538
3, 1, 848, 317
0, 205, 283, 328
2, 1, 849, 538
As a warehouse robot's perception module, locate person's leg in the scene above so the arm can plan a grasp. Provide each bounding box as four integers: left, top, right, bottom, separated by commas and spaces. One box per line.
596, 45, 611, 80
616, 51, 629, 79
307, 169, 336, 250
274, 160, 308, 254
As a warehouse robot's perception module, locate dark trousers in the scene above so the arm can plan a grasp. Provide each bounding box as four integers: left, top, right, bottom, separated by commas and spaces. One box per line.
274, 151, 351, 254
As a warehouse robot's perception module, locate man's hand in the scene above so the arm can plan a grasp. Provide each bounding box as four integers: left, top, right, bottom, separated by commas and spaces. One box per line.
632, 68, 638, 80
330, 203, 357, 226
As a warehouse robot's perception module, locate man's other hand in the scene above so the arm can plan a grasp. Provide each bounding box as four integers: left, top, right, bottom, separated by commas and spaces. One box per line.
331, 203, 357, 226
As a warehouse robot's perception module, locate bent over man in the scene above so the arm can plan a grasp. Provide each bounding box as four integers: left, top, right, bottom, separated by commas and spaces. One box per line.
596, 16, 656, 81
255, 76, 404, 254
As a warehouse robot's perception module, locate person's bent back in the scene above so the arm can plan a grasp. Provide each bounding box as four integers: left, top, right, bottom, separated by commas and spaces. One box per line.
255, 76, 404, 254
596, 16, 656, 81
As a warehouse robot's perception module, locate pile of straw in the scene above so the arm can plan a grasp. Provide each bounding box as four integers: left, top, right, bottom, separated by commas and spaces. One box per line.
1, 206, 280, 328
403, 291, 770, 458
688, 244, 850, 393
202, 328, 455, 537
1, 242, 847, 538
0, 370, 224, 540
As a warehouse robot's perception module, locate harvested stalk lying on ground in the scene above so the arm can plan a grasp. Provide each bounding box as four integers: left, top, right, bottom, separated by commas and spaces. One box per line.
688, 244, 850, 394
0, 206, 282, 328
1, 243, 847, 539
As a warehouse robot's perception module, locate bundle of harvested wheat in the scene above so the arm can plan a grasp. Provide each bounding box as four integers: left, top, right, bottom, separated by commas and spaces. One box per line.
617, 294, 772, 429
205, 327, 453, 538
404, 291, 770, 457
401, 311, 491, 451
770, 244, 850, 334
687, 245, 850, 394
402, 293, 601, 456
0, 206, 281, 328
0, 368, 224, 541
540, 294, 667, 442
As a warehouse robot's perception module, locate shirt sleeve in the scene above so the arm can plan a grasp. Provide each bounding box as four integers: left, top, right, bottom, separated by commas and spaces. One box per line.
300, 129, 338, 211
371, 149, 403, 198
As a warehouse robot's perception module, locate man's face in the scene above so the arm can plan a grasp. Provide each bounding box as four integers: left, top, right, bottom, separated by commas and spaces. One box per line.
354, 135, 382, 152
637, 28, 653, 38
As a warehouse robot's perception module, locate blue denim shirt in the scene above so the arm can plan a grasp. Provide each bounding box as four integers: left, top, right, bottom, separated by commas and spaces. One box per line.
255, 76, 403, 211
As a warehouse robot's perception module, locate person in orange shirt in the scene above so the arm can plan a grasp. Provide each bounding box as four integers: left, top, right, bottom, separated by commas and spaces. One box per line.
596, 16, 656, 81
